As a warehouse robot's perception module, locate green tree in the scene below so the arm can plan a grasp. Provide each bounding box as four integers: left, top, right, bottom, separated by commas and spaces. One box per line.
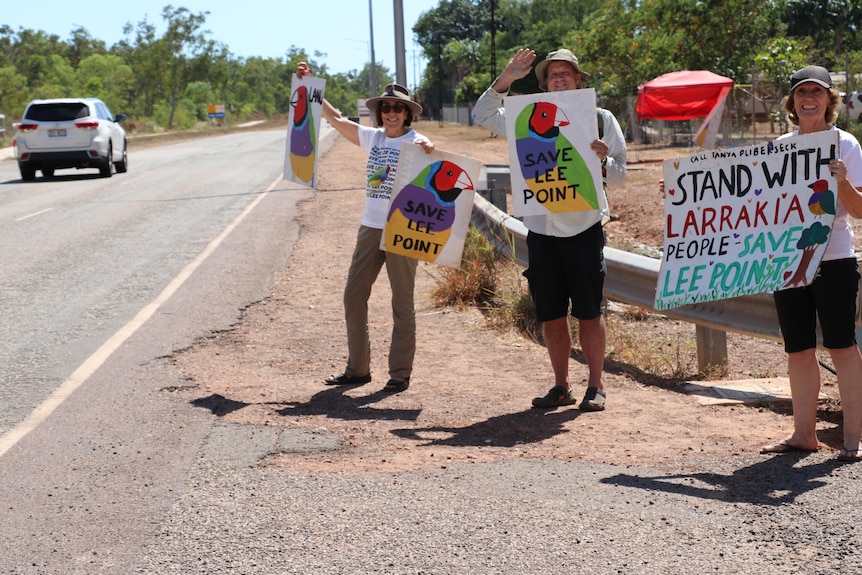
783, 0, 862, 65
0, 65, 28, 116
66, 27, 107, 67
414, 0, 491, 117
9, 29, 69, 91
226, 56, 282, 118
76, 54, 135, 111
752, 37, 810, 131
120, 6, 227, 129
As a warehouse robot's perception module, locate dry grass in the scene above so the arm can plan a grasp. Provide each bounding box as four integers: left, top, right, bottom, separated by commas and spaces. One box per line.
429, 226, 498, 307
605, 311, 700, 381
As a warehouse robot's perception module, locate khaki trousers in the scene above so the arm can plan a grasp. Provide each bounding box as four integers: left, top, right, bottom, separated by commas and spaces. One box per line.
343, 225, 417, 381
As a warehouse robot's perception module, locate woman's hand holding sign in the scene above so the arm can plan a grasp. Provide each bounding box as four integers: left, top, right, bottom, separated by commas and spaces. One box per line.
830, 159, 847, 182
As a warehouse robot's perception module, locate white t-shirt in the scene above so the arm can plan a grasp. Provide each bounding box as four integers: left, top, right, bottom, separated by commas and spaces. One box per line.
357, 125, 429, 229
778, 126, 862, 261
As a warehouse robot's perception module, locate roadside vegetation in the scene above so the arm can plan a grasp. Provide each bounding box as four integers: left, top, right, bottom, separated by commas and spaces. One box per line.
3, 1, 862, 137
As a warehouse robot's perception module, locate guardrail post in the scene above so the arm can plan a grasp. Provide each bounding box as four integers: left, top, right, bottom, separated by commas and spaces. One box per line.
696, 325, 728, 372
480, 164, 509, 212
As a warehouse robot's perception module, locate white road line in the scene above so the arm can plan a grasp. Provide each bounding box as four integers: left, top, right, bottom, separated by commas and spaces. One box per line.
15, 208, 55, 221
0, 175, 285, 459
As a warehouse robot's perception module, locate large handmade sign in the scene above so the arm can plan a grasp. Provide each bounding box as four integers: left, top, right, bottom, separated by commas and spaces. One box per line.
283, 75, 325, 187
381, 143, 481, 268
656, 130, 839, 310
504, 89, 606, 217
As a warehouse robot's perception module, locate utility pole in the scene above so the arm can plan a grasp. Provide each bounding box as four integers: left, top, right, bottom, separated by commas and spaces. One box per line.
369, 0, 379, 96
490, 0, 497, 78
394, 0, 407, 87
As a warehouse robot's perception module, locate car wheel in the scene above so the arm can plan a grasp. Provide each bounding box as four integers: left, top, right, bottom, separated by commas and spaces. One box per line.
19, 164, 36, 181
99, 144, 114, 177
42, 167, 55, 178
115, 143, 128, 173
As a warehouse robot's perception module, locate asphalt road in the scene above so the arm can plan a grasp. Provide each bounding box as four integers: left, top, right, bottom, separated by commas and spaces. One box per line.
1, 128, 862, 574
0, 128, 316, 572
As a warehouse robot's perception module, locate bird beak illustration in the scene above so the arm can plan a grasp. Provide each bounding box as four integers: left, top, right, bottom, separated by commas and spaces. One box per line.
555, 107, 570, 128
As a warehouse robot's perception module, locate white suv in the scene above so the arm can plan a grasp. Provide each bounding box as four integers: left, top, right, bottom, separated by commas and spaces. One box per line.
14, 97, 128, 180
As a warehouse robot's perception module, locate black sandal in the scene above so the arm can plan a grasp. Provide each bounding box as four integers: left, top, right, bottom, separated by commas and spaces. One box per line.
838, 446, 862, 462
324, 372, 371, 386
383, 377, 410, 393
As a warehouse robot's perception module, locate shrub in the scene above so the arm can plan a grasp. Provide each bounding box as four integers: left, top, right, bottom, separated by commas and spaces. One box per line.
430, 225, 498, 307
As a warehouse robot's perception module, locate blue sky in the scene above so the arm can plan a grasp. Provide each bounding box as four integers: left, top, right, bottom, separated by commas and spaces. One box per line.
4, 0, 438, 89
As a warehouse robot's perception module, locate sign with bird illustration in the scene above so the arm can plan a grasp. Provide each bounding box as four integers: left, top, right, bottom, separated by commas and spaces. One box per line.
656, 130, 839, 310
381, 143, 481, 268
504, 89, 605, 218
284, 75, 325, 187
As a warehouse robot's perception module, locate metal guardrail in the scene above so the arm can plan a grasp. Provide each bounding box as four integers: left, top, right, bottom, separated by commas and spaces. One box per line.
471, 175, 785, 369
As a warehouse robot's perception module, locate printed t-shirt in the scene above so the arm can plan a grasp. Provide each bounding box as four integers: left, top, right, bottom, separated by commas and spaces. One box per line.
357, 125, 429, 229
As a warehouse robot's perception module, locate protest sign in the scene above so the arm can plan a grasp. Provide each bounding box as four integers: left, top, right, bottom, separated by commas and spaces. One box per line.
381, 143, 481, 268
656, 130, 839, 310
503, 89, 606, 217
283, 75, 325, 187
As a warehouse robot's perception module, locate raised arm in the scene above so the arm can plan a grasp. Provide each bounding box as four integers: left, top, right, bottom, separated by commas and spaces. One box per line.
490, 49, 537, 93
296, 62, 360, 147
473, 49, 538, 138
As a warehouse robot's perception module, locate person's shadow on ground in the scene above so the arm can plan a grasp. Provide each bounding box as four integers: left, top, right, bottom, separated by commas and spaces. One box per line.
191, 386, 423, 422
391, 408, 580, 448
600, 454, 845, 505
192, 388, 581, 447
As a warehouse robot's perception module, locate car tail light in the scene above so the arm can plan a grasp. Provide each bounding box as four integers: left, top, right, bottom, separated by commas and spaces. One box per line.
16, 123, 38, 132
75, 121, 100, 130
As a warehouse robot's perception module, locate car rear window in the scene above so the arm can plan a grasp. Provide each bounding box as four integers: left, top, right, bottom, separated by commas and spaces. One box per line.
25, 103, 90, 122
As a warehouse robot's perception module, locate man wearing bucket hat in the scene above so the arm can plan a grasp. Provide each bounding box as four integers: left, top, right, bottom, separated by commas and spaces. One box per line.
472, 48, 627, 411
296, 62, 434, 394
760, 65, 862, 462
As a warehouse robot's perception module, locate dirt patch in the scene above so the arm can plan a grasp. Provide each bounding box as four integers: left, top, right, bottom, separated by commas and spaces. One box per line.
166, 120, 848, 473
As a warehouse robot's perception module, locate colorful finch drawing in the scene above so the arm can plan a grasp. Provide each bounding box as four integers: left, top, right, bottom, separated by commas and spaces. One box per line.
289, 85, 315, 184
515, 101, 598, 213
807, 178, 836, 216
386, 160, 474, 263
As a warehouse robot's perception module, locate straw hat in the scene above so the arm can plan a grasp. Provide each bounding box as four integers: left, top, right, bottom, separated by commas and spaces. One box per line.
534, 49, 591, 90
365, 84, 422, 116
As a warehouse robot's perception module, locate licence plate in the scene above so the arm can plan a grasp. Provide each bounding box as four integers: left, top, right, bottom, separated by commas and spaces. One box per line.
48, 129, 66, 137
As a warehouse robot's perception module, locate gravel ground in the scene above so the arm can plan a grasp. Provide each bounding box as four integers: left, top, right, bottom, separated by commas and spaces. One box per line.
136, 422, 862, 574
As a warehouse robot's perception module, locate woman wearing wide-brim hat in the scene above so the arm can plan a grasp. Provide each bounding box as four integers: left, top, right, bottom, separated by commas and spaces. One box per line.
365, 83, 423, 127
295, 62, 434, 394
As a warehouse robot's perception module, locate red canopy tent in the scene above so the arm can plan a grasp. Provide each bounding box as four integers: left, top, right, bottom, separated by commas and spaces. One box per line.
637, 70, 734, 121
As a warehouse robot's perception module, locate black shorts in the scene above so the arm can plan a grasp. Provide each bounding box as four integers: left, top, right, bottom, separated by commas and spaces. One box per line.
773, 257, 860, 353
523, 223, 606, 322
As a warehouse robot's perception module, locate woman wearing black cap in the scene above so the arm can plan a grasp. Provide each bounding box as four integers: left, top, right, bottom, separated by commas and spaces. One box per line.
761, 66, 862, 462
296, 62, 434, 393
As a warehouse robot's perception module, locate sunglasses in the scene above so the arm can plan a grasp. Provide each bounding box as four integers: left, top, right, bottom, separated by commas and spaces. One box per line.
379, 102, 406, 113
